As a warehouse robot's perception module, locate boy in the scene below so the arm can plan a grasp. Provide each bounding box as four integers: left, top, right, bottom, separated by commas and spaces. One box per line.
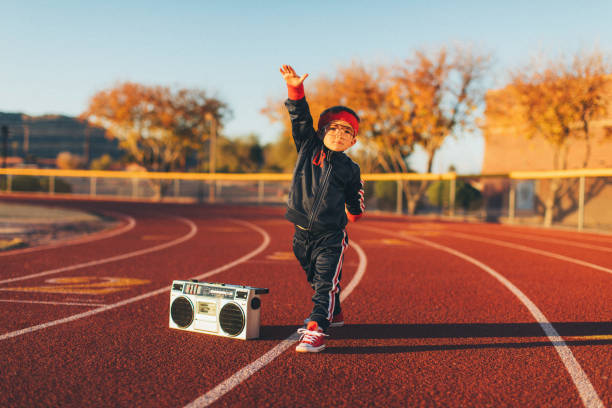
280, 65, 365, 353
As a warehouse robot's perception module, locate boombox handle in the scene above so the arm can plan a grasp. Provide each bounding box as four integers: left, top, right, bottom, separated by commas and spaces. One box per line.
188, 279, 269, 295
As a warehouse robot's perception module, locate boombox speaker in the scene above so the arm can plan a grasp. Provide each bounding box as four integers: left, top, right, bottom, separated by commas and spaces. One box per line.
169, 280, 269, 340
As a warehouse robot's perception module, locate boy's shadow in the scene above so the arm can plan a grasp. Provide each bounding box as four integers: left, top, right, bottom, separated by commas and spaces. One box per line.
259, 322, 612, 354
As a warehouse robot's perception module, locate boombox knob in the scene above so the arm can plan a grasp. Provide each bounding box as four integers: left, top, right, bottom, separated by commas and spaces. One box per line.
251, 297, 261, 310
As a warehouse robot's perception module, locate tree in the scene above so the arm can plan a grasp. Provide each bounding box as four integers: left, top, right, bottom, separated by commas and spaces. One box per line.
90, 154, 114, 170
390, 45, 491, 213
486, 50, 612, 226
82, 82, 229, 198
215, 134, 264, 173
263, 47, 490, 214
427, 179, 482, 211
262, 134, 297, 172
56, 151, 85, 169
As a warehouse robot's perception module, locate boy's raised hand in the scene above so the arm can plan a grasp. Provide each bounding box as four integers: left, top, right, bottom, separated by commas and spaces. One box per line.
280, 65, 308, 87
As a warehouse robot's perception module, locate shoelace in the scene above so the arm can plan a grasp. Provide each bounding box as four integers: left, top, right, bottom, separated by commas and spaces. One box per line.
297, 327, 329, 344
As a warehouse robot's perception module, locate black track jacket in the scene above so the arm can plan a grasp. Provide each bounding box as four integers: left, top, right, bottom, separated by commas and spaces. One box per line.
284, 97, 364, 233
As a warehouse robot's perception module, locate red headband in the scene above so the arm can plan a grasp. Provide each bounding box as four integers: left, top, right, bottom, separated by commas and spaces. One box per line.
318, 110, 359, 135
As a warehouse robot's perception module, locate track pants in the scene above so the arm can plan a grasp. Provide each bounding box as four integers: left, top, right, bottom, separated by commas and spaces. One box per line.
292, 226, 348, 331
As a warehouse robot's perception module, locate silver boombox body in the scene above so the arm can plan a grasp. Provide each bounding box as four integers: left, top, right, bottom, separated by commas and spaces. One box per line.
169, 280, 269, 340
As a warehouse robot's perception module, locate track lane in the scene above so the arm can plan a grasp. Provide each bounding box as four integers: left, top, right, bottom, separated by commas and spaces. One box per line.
439, 223, 612, 269
209, 220, 598, 407
0, 215, 195, 335
492, 224, 612, 245
386, 220, 612, 273
1, 202, 610, 407
360, 223, 605, 408
0, 207, 364, 408
0, 214, 276, 337
0, 215, 196, 285
0, 209, 284, 407
0, 209, 136, 258
186, 238, 367, 407
357, 218, 611, 406
0, 207, 191, 281
449, 228, 612, 252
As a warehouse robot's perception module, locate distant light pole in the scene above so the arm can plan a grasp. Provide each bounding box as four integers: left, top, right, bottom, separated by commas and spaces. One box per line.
23, 124, 29, 159
83, 125, 91, 165
206, 113, 217, 203
1, 125, 8, 168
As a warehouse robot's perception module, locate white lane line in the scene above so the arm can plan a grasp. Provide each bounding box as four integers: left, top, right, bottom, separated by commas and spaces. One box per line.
449, 228, 612, 253
185, 240, 368, 408
0, 299, 107, 307
0, 215, 195, 285
0, 218, 269, 341
501, 226, 612, 245
359, 225, 604, 408
191, 220, 270, 281
445, 231, 612, 276
0, 210, 136, 257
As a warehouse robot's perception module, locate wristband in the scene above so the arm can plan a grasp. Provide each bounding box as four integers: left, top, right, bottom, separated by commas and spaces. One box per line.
287, 83, 305, 100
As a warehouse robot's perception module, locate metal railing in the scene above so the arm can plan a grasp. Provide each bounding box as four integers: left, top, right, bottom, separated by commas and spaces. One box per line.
507, 169, 612, 231
1, 168, 611, 232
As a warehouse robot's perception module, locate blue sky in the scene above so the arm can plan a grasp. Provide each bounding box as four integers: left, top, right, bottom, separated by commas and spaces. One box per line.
2, 1, 610, 173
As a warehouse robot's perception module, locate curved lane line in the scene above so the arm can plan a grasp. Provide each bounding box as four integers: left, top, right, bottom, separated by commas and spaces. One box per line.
0, 218, 269, 341
0, 299, 107, 307
503, 227, 612, 245
191, 219, 271, 281
358, 225, 604, 408
446, 231, 612, 276
0, 210, 137, 257
0, 215, 193, 285
185, 240, 368, 408
448, 228, 612, 253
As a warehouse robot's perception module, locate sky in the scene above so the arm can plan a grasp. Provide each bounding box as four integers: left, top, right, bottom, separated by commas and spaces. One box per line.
2, 0, 611, 174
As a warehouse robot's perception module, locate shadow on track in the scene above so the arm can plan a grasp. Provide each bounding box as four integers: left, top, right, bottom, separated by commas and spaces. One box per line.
324, 339, 612, 355
260, 321, 612, 341
259, 322, 612, 354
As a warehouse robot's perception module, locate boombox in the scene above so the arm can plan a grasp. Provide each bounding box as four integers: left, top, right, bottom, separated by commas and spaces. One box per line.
169, 280, 269, 340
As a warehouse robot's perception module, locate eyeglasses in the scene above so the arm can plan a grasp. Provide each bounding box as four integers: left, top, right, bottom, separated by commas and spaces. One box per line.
325, 124, 354, 139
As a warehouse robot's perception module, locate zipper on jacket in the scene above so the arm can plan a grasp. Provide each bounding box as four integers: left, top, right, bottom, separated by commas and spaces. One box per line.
307, 150, 333, 230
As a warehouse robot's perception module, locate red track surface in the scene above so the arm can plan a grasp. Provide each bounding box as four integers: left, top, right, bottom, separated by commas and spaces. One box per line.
1, 197, 610, 407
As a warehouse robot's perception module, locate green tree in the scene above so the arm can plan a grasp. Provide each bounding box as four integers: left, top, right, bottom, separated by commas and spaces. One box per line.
215, 134, 264, 173
427, 179, 482, 210
90, 154, 114, 170
262, 134, 297, 172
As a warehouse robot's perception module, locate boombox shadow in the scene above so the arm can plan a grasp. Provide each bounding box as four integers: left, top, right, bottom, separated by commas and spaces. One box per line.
258, 321, 612, 354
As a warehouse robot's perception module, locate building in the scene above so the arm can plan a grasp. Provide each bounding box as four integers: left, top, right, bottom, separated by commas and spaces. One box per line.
0, 112, 122, 166
481, 80, 612, 229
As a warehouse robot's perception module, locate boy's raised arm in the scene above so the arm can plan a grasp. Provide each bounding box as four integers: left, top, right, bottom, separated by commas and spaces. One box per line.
281, 65, 317, 151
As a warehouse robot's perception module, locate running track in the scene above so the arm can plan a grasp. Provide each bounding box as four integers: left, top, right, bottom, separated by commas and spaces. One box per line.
0, 197, 610, 407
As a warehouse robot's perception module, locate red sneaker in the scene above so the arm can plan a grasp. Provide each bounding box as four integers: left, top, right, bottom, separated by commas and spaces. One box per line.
330, 311, 344, 327
296, 321, 328, 353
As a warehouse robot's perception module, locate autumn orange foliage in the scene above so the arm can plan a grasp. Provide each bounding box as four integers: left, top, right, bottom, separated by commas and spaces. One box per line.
264, 45, 491, 213
485, 50, 611, 225
82, 82, 228, 173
